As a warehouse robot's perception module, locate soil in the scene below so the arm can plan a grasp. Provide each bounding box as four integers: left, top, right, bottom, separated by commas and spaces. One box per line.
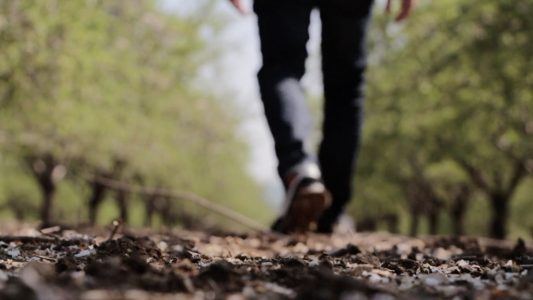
0, 224, 532, 299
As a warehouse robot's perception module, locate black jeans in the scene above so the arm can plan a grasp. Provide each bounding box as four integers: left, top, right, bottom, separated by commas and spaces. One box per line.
254, 0, 374, 228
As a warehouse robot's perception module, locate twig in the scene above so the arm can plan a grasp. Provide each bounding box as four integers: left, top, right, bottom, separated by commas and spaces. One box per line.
39, 226, 62, 240
39, 226, 61, 235
35, 255, 57, 263
107, 219, 122, 241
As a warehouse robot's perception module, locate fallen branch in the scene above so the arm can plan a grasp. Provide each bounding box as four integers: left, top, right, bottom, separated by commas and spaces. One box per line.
89, 175, 268, 232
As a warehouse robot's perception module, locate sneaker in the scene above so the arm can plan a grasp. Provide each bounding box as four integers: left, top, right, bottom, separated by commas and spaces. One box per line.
271, 162, 331, 233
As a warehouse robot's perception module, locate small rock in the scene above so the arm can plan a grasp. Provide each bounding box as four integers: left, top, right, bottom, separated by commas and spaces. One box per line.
330, 244, 361, 257
434, 247, 452, 260
75, 248, 95, 258
7, 248, 21, 259
157, 241, 168, 252
456, 260, 469, 268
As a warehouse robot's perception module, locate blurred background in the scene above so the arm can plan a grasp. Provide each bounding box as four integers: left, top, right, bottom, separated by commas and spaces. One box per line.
0, 0, 531, 239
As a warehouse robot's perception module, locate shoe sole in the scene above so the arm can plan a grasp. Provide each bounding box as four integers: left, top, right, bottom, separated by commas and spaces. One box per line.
282, 188, 332, 233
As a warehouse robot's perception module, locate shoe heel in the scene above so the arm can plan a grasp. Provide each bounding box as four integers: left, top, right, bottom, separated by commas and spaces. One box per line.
284, 190, 331, 233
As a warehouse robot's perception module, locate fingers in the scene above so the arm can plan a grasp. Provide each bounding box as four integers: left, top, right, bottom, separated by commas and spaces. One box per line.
385, 0, 413, 22
396, 0, 413, 22
230, 0, 248, 15
385, 0, 392, 14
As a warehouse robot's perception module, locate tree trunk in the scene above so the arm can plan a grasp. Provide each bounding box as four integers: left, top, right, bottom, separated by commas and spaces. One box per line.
427, 207, 439, 235
40, 182, 56, 226
450, 187, 469, 236
409, 210, 419, 237
451, 204, 466, 236
384, 214, 399, 234
27, 156, 64, 226
144, 194, 158, 227
116, 190, 129, 223
88, 181, 107, 225
489, 193, 509, 239
356, 218, 377, 232
160, 197, 176, 226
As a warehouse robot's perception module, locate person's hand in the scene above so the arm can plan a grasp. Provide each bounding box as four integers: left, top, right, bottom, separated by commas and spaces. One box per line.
386, 0, 413, 22
229, 0, 248, 15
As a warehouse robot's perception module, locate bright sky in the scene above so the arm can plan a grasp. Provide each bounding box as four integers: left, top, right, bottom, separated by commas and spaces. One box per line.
158, 0, 365, 206
159, 0, 287, 206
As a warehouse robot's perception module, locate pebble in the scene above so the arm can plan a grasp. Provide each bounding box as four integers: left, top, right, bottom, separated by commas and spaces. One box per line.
7, 248, 21, 258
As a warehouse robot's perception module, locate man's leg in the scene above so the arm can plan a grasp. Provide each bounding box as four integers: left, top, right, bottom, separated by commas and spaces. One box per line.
317, 0, 374, 232
254, 0, 315, 180
255, 1, 332, 233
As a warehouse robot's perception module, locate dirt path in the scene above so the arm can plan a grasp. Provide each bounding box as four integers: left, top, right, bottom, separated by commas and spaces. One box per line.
0, 225, 532, 299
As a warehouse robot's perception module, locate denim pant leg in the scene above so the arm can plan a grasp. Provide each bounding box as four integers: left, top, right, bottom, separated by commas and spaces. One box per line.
317, 0, 374, 228
254, 0, 316, 181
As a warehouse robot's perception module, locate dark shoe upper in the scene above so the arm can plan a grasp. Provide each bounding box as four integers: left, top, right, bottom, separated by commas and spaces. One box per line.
271, 162, 332, 234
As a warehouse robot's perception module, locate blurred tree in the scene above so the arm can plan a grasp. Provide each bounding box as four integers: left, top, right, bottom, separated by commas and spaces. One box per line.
355, 0, 532, 238
0, 0, 269, 227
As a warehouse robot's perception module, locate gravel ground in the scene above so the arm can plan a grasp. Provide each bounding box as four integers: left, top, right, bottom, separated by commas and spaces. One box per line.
0, 224, 532, 300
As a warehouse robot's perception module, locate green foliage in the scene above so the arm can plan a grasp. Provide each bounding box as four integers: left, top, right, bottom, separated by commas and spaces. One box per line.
353, 0, 532, 237
0, 0, 270, 227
